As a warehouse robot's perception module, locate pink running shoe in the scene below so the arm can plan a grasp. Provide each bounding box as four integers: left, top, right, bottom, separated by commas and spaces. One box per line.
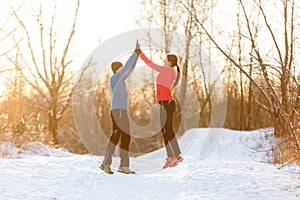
169, 155, 184, 167
162, 157, 176, 169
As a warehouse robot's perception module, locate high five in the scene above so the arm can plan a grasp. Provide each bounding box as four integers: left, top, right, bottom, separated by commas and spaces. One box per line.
100, 40, 183, 174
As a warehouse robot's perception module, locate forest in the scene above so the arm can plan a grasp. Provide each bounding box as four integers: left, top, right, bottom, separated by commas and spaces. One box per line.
0, 0, 299, 165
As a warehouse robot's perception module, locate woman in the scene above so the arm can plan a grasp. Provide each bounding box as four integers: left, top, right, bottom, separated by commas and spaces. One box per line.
139, 50, 184, 169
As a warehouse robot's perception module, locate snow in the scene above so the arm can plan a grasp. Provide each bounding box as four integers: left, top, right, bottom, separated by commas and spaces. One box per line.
1, 128, 300, 200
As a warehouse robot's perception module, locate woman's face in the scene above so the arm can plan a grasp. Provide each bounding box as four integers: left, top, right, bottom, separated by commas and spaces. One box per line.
164, 58, 171, 67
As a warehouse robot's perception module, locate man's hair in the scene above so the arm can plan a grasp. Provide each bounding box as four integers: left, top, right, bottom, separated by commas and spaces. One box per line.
111, 62, 123, 73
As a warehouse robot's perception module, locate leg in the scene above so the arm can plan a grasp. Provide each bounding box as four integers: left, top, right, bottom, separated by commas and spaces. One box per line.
167, 100, 181, 157
161, 100, 181, 157
160, 102, 173, 158
119, 110, 130, 167
103, 110, 121, 166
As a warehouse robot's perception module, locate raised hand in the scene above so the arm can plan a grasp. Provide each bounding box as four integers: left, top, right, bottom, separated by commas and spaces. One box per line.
135, 39, 141, 55
136, 39, 140, 49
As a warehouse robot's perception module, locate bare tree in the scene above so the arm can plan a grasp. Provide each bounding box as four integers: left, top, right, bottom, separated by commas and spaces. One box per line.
183, 0, 300, 163
5, 0, 81, 147
138, 0, 220, 127
0, 2, 22, 75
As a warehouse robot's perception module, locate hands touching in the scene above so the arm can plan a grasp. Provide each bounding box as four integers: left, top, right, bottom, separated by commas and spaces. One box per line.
135, 39, 141, 55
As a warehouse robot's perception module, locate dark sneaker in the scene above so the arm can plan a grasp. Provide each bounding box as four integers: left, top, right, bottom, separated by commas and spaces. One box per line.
170, 155, 184, 167
118, 167, 135, 174
100, 164, 114, 174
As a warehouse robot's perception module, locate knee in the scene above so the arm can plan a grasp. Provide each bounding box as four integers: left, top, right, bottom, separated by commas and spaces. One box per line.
162, 130, 175, 141
110, 130, 120, 144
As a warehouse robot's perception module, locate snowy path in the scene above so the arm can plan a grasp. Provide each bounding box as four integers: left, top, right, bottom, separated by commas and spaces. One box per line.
1, 128, 300, 200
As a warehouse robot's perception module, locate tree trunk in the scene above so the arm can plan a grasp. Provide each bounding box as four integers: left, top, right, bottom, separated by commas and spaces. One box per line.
49, 109, 58, 146
49, 89, 59, 147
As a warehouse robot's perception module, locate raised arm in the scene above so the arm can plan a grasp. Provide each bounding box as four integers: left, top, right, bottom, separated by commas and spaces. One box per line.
114, 51, 138, 80
140, 52, 164, 72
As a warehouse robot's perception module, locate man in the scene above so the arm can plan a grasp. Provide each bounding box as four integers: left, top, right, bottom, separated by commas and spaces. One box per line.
100, 40, 141, 174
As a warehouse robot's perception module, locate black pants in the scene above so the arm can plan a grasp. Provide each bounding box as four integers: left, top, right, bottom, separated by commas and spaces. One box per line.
159, 100, 181, 158
103, 109, 130, 167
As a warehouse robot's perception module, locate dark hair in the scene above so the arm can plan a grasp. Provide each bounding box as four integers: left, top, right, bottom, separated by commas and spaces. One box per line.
111, 62, 123, 73
167, 54, 180, 88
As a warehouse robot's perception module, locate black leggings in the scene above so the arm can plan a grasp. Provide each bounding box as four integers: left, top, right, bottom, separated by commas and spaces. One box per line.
103, 109, 130, 167
159, 100, 181, 158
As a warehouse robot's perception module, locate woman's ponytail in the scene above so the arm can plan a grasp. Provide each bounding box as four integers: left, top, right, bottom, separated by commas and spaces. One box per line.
167, 54, 180, 90
172, 65, 180, 89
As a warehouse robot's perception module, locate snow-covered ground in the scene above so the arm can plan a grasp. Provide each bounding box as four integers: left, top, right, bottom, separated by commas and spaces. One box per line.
0, 128, 300, 200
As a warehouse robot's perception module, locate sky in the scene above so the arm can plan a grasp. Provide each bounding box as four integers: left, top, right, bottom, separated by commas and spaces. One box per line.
0, 0, 141, 94
0, 0, 299, 96
74, 0, 140, 59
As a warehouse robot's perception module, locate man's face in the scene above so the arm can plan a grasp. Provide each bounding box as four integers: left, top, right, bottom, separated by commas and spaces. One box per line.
116, 65, 123, 73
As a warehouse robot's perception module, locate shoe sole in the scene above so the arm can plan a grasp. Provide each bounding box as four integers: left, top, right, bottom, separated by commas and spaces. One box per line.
118, 170, 135, 174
